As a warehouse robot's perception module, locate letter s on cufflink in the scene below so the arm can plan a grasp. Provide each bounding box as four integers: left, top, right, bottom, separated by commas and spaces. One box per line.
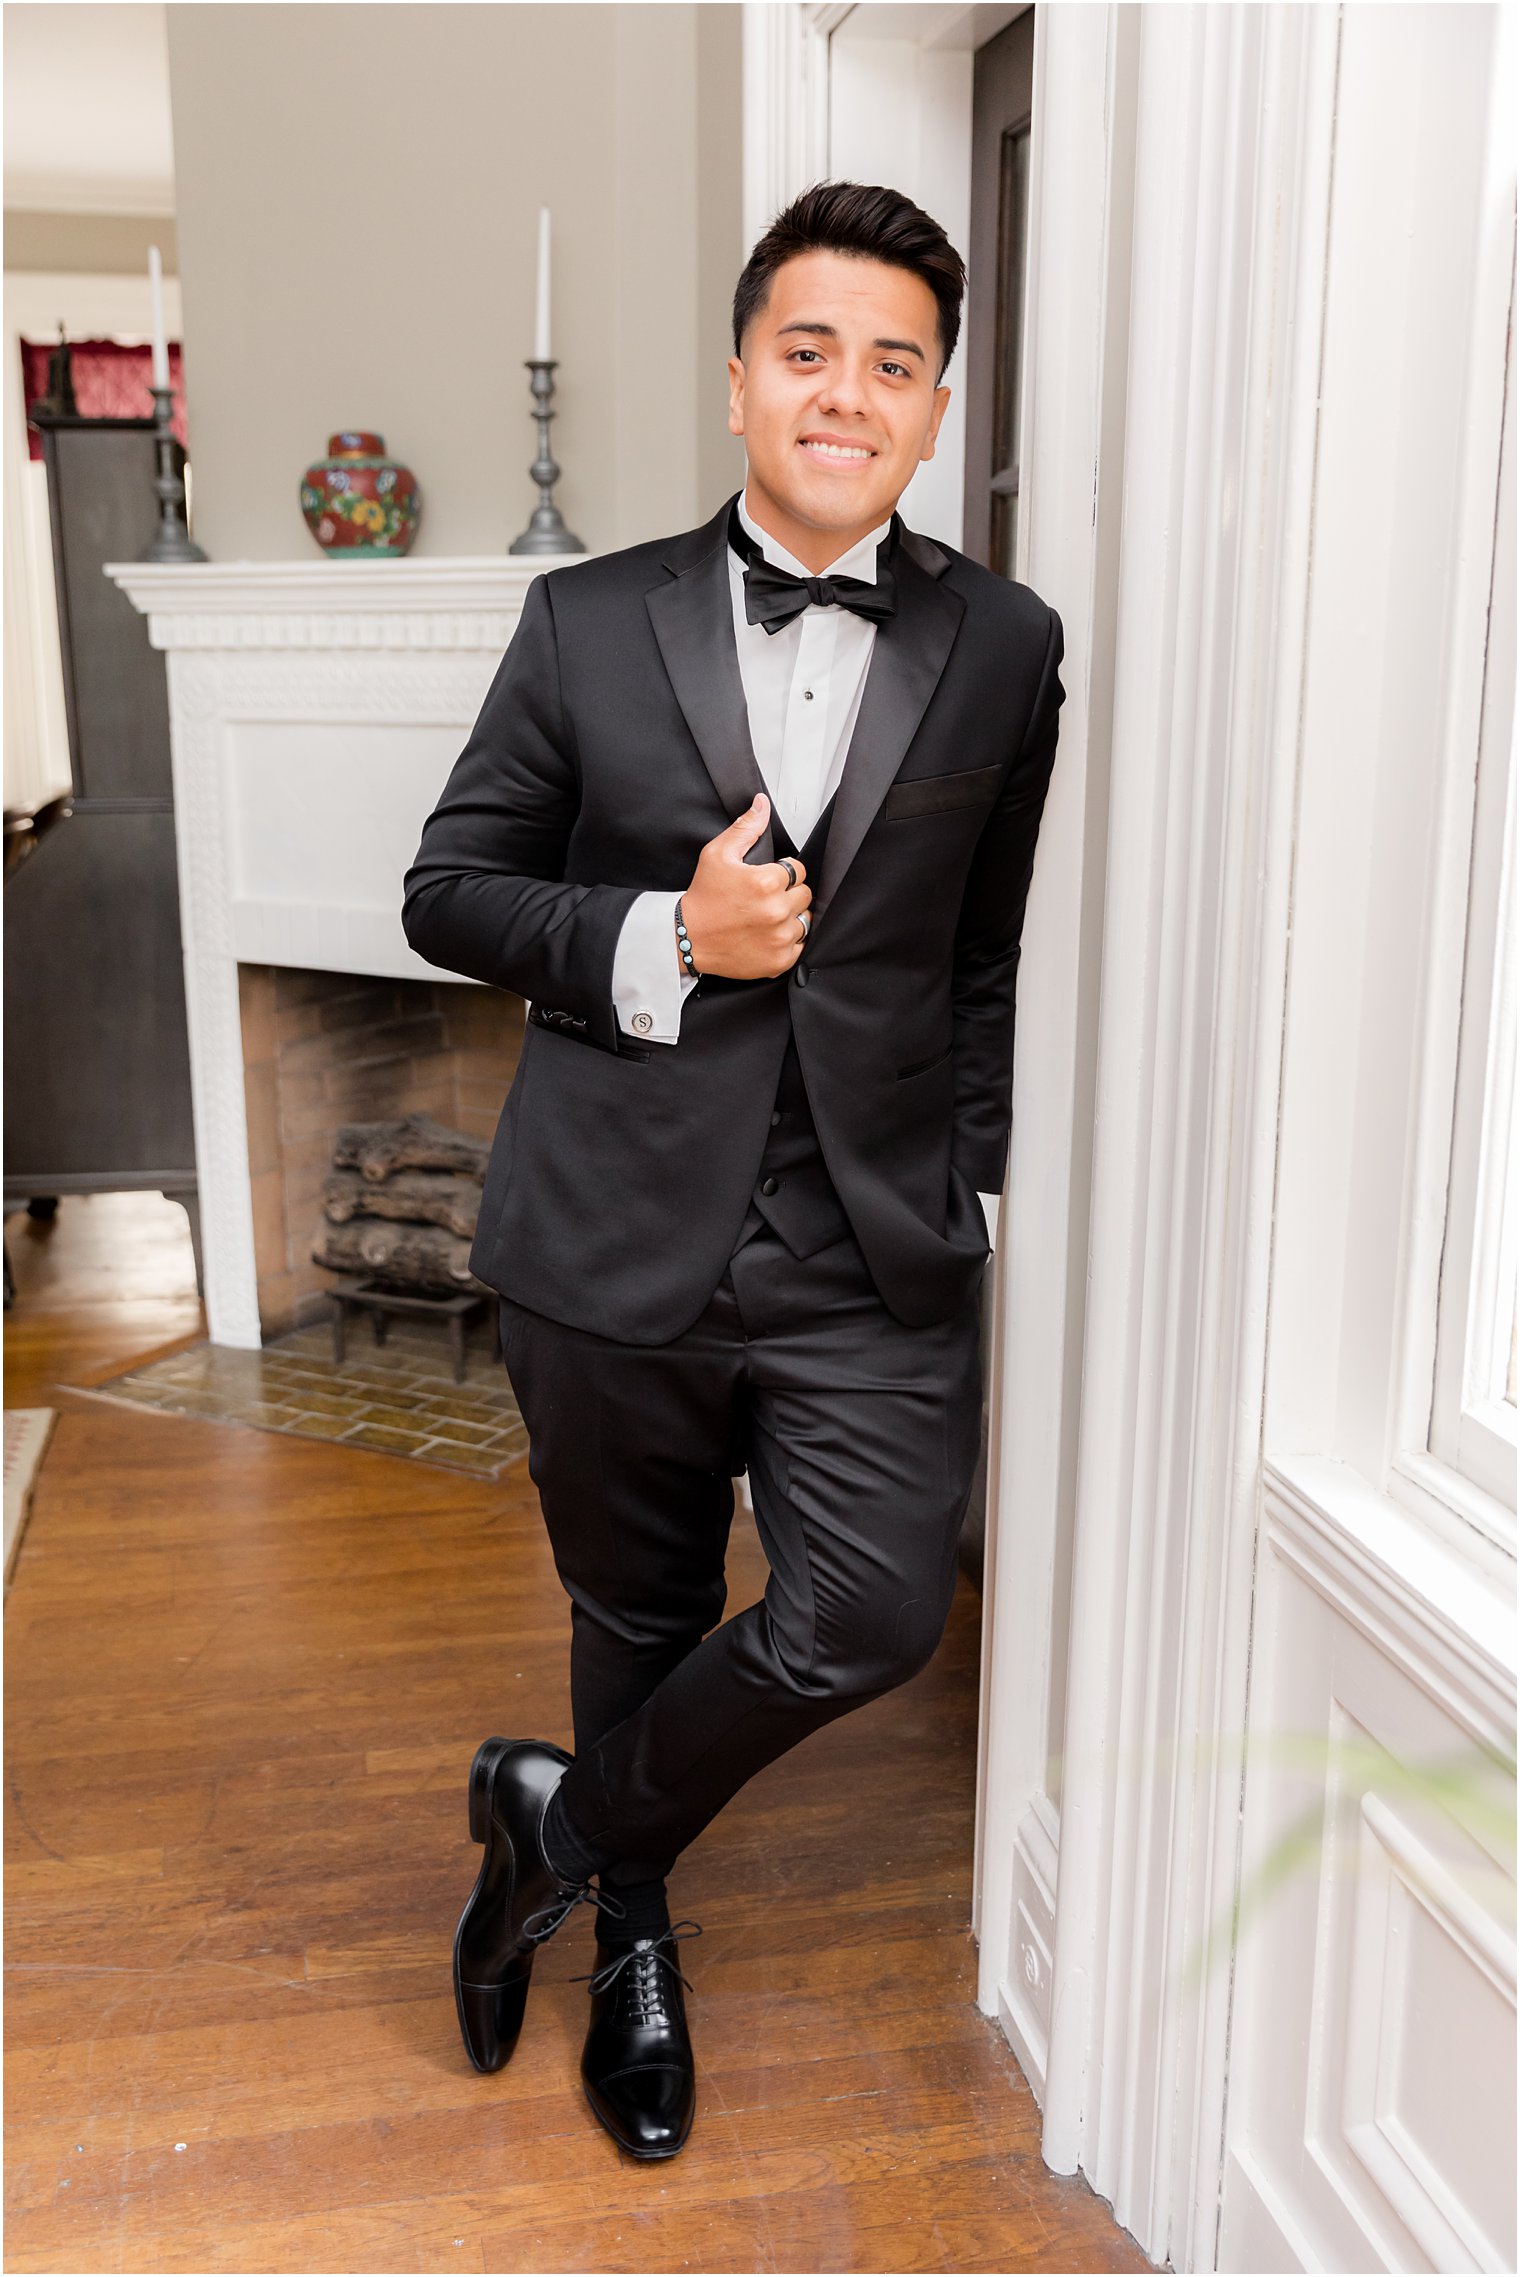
632, 1010, 654, 1034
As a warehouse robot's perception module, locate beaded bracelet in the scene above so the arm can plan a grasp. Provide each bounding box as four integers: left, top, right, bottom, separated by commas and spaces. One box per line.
674, 897, 698, 978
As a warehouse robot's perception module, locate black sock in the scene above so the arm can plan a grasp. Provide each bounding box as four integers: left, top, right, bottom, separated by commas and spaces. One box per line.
540, 1782, 605, 1888
596, 1871, 672, 1946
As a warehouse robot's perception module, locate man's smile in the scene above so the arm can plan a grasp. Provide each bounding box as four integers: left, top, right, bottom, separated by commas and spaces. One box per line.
797, 432, 878, 467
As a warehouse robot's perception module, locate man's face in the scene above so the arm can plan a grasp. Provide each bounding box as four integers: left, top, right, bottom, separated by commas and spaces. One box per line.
727, 249, 951, 562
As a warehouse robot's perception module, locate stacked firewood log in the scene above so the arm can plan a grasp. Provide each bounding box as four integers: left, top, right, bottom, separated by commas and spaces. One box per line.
312, 1112, 493, 1295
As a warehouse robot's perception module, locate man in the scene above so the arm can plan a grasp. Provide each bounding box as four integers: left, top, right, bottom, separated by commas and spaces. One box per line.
402, 180, 1065, 2161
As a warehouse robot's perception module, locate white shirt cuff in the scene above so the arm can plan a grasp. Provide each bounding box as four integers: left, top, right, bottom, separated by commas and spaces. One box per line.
979, 1190, 1001, 1251
611, 890, 698, 1044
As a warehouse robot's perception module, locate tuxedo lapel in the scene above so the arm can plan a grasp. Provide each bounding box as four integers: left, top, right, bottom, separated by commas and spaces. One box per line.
812, 530, 965, 920
644, 501, 964, 898
646, 505, 775, 868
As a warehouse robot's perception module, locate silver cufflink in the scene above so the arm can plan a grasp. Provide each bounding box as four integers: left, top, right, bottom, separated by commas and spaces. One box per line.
632, 1010, 654, 1033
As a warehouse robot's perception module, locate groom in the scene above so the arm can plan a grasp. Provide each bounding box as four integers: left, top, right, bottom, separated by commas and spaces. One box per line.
402, 180, 1064, 2160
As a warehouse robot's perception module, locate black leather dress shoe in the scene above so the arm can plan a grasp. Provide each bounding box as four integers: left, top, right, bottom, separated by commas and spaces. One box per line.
453, 1736, 614, 2073
575, 1922, 703, 2158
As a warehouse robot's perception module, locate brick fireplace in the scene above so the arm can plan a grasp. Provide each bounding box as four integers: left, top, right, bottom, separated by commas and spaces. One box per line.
238, 964, 523, 1339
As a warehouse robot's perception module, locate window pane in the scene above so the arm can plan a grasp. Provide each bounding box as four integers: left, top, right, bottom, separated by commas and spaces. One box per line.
1428, 302, 1516, 1518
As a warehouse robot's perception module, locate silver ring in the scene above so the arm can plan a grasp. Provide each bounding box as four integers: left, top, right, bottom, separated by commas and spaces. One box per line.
778, 857, 798, 889
797, 910, 811, 939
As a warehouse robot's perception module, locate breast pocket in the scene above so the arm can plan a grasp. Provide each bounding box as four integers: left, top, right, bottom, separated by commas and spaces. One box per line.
881, 762, 1006, 820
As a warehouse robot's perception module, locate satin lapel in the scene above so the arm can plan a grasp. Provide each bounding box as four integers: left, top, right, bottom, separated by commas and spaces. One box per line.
813, 542, 966, 920
645, 526, 775, 868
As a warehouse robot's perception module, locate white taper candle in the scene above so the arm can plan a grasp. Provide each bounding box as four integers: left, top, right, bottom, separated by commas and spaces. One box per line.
534, 206, 551, 363
148, 244, 170, 390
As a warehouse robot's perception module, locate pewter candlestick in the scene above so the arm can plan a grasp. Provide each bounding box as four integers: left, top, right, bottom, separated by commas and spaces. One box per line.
508, 359, 584, 555
138, 382, 206, 562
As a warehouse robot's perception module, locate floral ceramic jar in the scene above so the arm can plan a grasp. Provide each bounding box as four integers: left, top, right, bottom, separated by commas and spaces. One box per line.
300, 431, 420, 556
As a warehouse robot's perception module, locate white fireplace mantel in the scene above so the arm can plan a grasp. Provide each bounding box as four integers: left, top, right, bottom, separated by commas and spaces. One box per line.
106, 553, 568, 649
106, 552, 583, 1348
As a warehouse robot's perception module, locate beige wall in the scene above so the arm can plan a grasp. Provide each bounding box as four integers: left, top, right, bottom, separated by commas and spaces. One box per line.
162, 3, 745, 562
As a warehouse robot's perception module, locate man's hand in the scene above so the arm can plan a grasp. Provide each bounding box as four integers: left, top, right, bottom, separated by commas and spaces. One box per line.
677, 793, 814, 979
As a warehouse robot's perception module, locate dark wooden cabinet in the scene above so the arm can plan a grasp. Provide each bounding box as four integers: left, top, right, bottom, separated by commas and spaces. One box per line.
4, 414, 201, 1284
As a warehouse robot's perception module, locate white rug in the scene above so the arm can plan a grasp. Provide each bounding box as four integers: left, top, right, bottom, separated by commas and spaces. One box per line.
4, 1408, 56, 1588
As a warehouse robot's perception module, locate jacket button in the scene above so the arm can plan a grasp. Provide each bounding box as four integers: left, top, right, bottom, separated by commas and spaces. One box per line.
770, 1111, 782, 1126
760, 1176, 780, 1197
795, 965, 809, 987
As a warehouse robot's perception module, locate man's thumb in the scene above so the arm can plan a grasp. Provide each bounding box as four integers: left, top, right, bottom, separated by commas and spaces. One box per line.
724, 791, 769, 854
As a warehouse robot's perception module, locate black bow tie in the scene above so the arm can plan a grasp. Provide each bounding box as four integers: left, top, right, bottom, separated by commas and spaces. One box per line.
728, 501, 900, 636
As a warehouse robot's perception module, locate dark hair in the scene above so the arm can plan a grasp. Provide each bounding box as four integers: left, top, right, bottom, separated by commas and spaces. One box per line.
732, 181, 967, 381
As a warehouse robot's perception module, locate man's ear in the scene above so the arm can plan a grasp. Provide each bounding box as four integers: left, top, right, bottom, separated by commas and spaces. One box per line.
919, 384, 952, 464
727, 356, 746, 439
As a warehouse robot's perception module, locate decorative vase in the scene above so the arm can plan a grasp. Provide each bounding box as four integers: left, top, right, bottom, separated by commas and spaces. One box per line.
300, 431, 420, 557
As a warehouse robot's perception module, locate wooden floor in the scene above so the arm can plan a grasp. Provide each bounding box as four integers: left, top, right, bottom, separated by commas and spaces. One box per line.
4, 1195, 1152, 2276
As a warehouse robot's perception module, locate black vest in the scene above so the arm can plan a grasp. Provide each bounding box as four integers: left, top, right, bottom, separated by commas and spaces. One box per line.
736, 791, 854, 1260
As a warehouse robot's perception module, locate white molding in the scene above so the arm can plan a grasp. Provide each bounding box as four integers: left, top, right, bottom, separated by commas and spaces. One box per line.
1343, 1790, 1517, 2273
1264, 1457, 1516, 1767
1387, 1445, 1517, 1591
989, 1793, 1058, 2097
1220, 2145, 1328, 2272
741, 3, 837, 249
1281, 1689, 1518, 2276
1004, 9, 1342, 2269
106, 610, 539, 655
103, 555, 578, 651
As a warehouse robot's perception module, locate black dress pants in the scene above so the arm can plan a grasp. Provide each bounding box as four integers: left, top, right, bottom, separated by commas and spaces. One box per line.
497, 1213, 985, 1884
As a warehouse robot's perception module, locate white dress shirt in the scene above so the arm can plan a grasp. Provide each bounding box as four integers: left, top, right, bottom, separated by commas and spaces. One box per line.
610, 491, 888, 1045
607, 490, 1003, 1247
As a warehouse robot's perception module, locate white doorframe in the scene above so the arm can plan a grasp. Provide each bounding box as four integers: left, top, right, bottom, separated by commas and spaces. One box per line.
745, 7, 1349, 2266
1022, 15, 1345, 2263
971, 0, 1131, 2120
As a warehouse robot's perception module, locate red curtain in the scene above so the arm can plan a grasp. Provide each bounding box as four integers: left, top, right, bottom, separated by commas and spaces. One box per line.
20, 338, 189, 462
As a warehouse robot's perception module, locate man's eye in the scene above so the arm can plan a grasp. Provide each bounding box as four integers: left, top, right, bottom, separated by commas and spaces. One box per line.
789, 348, 823, 364
879, 362, 910, 380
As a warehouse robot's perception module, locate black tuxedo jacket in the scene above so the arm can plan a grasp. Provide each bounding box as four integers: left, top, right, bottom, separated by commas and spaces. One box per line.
402, 493, 1065, 1345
